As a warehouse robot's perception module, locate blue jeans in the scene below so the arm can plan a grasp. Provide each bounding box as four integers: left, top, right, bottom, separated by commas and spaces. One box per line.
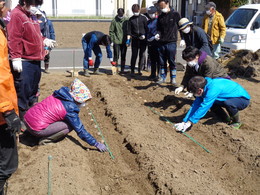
13, 61, 41, 112
213, 97, 250, 116
158, 42, 177, 80
82, 37, 102, 69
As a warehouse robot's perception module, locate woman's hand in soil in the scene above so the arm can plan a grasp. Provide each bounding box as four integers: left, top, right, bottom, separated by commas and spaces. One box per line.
94, 142, 107, 152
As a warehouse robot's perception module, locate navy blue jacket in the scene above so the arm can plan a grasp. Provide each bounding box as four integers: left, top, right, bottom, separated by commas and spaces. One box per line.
182, 25, 212, 56
83, 31, 112, 59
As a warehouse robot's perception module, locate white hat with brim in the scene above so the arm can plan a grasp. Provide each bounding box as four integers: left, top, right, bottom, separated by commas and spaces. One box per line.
178, 18, 193, 30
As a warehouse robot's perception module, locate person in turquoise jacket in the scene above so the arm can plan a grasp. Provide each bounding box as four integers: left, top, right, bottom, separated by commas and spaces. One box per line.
174, 76, 250, 132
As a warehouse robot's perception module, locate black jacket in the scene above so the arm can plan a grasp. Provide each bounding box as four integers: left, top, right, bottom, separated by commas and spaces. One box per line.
183, 26, 212, 56
127, 14, 148, 39
157, 10, 182, 43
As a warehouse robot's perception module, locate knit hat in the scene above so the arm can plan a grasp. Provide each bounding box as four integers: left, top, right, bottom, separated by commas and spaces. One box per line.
205, 2, 216, 10
69, 78, 92, 103
147, 6, 157, 14
178, 18, 193, 30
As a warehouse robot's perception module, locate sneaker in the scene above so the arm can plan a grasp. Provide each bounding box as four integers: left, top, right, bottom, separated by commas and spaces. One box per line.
136, 72, 142, 76
156, 78, 165, 84
229, 122, 242, 129
39, 138, 53, 145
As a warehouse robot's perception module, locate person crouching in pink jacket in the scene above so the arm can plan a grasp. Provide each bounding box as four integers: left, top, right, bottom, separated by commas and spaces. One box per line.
24, 78, 107, 152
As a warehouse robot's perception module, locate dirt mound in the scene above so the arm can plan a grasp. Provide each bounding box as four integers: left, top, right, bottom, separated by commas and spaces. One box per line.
220, 49, 260, 78
7, 71, 260, 195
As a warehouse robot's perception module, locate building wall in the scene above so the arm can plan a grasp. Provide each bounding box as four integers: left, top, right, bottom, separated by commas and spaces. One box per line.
10, 0, 156, 17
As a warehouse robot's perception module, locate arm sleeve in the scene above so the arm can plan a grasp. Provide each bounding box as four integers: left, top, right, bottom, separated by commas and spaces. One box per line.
106, 45, 113, 59
180, 66, 193, 89
65, 112, 97, 146
88, 34, 98, 58
186, 87, 221, 124
7, 15, 24, 59
48, 20, 55, 40
144, 17, 148, 35
219, 15, 226, 39
183, 97, 203, 123
175, 12, 184, 39
127, 19, 131, 36
109, 20, 115, 42
196, 28, 211, 54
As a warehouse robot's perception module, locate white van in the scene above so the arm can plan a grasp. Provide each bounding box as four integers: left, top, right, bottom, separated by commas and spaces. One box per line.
221, 4, 260, 54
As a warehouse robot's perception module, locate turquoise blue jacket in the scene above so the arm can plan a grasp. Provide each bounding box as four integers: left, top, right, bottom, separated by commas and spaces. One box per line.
183, 77, 250, 124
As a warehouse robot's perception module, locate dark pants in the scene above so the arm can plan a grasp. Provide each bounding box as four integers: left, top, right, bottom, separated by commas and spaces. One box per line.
158, 42, 177, 80
12, 61, 41, 119
148, 41, 160, 77
82, 37, 102, 69
130, 39, 147, 73
113, 43, 127, 64
213, 97, 250, 116
0, 125, 18, 195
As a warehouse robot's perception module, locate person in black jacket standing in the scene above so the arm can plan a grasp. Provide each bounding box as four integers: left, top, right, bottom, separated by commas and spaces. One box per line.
178, 18, 212, 56
126, 4, 148, 75
156, 0, 182, 85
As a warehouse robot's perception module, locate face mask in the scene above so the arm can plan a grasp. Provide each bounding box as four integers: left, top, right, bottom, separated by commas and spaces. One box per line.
149, 13, 156, 19
187, 60, 197, 67
29, 6, 38, 15
182, 26, 191, 34
78, 103, 86, 108
133, 12, 140, 16
206, 10, 211, 15
161, 7, 168, 13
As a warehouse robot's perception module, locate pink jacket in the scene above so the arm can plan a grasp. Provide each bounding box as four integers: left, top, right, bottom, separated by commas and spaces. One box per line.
24, 95, 67, 131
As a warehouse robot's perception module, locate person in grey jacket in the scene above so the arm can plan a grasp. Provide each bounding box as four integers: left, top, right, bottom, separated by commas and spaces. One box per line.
175, 46, 229, 98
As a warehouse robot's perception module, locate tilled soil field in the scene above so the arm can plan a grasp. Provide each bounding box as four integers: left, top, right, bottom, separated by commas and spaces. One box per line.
8, 71, 260, 195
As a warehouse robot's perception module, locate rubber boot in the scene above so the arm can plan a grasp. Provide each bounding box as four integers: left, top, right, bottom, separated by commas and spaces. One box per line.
39, 131, 67, 145
230, 112, 242, 129
83, 69, 90, 77
93, 68, 102, 75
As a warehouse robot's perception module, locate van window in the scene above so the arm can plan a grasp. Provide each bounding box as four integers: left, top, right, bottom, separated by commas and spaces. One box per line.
226, 9, 258, 29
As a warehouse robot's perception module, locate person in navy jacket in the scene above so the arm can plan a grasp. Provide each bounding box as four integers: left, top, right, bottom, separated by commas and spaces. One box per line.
174, 76, 250, 132
146, 5, 160, 80
82, 31, 115, 76
24, 78, 107, 152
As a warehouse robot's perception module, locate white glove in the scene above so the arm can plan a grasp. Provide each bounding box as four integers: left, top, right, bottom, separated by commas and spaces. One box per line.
148, 36, 155, 42
175, 86, 184, 95
174, 121, 192, 132
12, 58, 22, 72
43, 38, 56, 49
155, 34, 160, 41
139, 35, 145, 40
184, 92, 193, 98
180, 40, 186, 47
